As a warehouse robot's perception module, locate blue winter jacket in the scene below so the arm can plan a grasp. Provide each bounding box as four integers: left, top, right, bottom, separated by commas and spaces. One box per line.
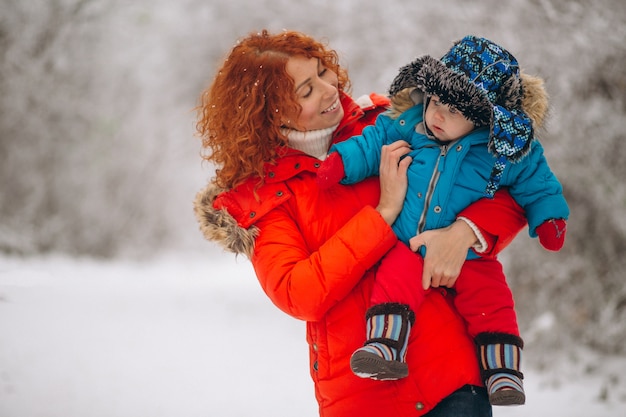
330, 103, 570, 260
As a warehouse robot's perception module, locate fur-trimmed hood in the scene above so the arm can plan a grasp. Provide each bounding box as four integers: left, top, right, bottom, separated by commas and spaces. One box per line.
193, 182, 258, 258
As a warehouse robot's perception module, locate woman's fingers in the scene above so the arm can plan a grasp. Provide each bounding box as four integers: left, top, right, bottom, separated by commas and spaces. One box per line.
410, 227, 467, 290
376, 141, 412, 225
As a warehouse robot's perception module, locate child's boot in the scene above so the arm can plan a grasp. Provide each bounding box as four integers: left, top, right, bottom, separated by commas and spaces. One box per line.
476, 332, 526, 406
350, 303, 415, 380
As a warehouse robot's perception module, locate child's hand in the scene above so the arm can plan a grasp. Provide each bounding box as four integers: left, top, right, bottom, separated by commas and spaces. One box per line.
536, 219, 567, 251
316, 152, 346, 189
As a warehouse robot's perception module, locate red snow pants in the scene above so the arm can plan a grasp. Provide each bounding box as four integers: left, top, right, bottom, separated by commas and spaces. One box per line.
371, 241, 519, 337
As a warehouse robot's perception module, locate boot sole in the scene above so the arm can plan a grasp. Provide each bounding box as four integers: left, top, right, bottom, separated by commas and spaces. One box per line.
350, 351, 408, 380
490, 389, 526, 406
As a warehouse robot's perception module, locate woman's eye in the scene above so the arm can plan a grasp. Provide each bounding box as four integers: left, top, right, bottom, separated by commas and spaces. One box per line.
319, 68, 328, 77
302, 86, 313, 98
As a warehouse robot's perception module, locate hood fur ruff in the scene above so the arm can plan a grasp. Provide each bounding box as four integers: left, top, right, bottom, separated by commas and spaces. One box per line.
193, 183, 258, 258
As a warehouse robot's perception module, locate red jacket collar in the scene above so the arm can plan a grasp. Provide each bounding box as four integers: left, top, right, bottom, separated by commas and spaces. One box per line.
334, 91, 365, 140
214, 92, 389, 228
261, 91, 365, 183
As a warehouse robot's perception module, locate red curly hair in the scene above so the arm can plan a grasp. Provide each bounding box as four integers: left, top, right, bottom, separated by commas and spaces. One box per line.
196, 29, 350, 190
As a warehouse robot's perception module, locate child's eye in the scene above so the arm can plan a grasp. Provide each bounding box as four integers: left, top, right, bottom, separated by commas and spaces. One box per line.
319, 68, 328, 77
449, 107, 458, 114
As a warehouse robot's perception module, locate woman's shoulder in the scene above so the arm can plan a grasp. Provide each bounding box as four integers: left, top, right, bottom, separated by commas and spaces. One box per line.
336, 92, 390, 139
352, 93, 390, 110
340, 92, 389, 120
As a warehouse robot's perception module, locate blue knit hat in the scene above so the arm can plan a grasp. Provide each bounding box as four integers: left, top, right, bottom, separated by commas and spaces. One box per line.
389, 35, 534, 197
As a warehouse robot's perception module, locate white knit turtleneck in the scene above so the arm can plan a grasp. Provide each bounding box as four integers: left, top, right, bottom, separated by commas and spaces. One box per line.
282, 124, 339, 160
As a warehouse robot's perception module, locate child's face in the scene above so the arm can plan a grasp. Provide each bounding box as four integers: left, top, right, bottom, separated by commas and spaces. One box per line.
424, 95, 475, 142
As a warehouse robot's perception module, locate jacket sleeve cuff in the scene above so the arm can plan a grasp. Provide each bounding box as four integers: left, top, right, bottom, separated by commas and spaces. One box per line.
457, 189, 526, 257
457, 216, 489, 253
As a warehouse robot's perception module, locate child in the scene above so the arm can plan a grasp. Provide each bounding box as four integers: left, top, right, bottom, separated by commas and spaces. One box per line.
317, 35, 569, 406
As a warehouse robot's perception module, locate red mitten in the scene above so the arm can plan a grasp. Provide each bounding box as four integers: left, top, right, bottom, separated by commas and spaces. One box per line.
536, 219, 567, 251
316, 152, 346, 189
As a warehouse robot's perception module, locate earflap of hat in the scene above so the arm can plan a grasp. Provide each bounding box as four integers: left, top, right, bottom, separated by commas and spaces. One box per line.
489, 105, 534, 162
483, 106, 534, 197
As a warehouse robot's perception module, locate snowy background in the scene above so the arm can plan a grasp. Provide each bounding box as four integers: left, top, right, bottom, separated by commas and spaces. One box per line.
1, 0, 626, 416
1, 254, 625, 417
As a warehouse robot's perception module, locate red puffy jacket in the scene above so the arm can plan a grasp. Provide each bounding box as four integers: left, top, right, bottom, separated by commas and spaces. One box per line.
195, 92, 526, 416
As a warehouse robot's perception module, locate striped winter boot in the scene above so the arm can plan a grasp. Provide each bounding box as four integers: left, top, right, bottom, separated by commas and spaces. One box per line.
350, 303, 415, 380
476, 332, 526, 406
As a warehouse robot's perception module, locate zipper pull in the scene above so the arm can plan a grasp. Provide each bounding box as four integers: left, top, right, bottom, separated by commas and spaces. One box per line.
438, 144, 448, 172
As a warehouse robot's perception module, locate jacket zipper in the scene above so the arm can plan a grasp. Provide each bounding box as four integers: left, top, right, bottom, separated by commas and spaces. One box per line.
417, 144, 449, 234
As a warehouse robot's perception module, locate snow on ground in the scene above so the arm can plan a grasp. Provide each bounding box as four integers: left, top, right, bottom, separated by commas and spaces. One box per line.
1, 253, 624, 417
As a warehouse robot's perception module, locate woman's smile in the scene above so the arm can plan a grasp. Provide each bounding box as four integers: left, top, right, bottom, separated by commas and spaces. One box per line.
322, 97, 341, 114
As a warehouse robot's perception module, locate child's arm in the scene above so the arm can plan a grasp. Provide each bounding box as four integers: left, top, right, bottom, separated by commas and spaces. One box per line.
317, 113, 397, 188
507, 141, 569, 251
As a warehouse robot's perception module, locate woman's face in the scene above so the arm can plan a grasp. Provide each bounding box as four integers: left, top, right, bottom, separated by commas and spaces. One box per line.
424, 95, 475, 142
284, 56, 344, 131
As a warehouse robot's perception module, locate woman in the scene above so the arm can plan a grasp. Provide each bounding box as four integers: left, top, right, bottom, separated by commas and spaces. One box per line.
193, 30, 526, 417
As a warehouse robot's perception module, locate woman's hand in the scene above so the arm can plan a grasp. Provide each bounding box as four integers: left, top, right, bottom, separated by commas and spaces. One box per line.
409, 219, 478, 290
376, 141, 412, 226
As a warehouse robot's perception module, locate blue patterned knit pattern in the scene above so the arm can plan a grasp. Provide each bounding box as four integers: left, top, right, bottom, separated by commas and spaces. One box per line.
441, 35, 520, 104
